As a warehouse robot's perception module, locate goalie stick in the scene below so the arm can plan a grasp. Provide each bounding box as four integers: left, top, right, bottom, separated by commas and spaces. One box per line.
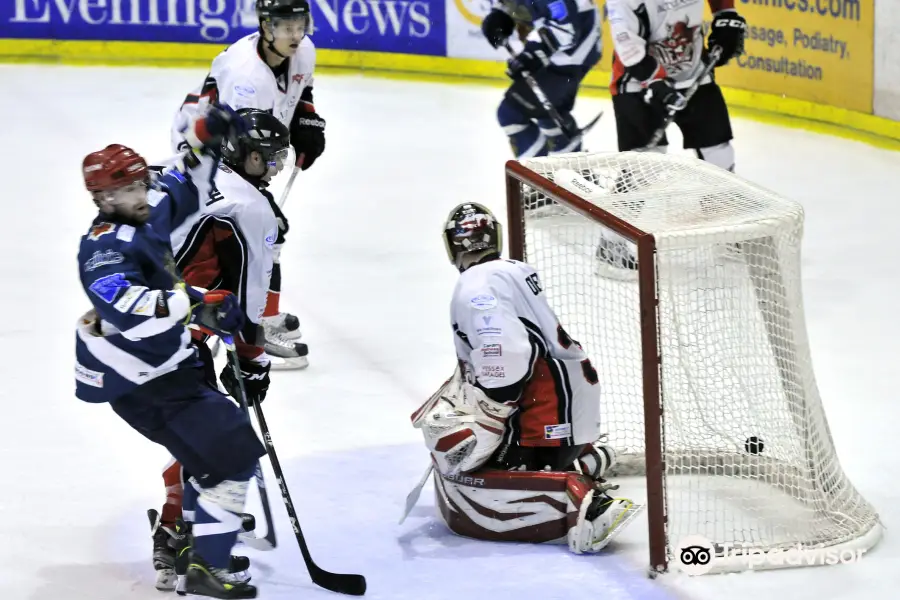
222, 335, 367, 596
503, 42, 603, 143
398, 463, 434, 525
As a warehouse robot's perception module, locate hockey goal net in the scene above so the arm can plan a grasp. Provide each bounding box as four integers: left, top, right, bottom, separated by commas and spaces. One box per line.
505, 151, 882, 574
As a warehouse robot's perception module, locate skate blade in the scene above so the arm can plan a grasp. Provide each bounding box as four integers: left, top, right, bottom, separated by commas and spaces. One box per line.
591, 500, 645, 551
268, 355, 309, 371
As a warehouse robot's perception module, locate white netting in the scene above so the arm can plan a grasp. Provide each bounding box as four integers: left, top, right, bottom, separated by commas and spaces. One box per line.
513, 151, 882, 573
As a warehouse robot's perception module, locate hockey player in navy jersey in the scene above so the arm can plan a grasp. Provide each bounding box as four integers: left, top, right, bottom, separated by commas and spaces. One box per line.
75, 107, 264, 599
481, 0, 602, 157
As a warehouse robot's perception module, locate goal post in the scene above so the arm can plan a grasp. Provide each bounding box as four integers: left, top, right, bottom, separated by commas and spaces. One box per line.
504, 151, 883, 575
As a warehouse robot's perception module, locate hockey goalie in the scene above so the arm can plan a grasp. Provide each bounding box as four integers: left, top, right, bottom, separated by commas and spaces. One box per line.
409, 202, 642, 554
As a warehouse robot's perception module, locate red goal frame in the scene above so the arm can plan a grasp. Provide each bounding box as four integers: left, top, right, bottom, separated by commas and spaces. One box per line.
504, 160, 669, 573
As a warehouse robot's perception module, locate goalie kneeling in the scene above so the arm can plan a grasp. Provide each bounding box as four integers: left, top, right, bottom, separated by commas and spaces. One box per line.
410, 202, 641, 554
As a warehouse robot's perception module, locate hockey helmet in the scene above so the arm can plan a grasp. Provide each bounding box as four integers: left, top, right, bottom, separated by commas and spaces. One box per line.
443, 202, 503, 272
83, 144, 148, 192
257, 0, 310, 38
221, 108, 291, 171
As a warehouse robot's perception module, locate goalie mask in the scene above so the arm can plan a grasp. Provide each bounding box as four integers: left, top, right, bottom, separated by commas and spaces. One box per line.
443, 202, 503, 272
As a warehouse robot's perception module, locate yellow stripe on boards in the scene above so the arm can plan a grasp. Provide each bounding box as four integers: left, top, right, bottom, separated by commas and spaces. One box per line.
1, 38, 898, 150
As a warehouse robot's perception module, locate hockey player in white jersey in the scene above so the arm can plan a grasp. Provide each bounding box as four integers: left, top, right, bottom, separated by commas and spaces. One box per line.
172, 0, 326, 368
410, 202, 640, 553
607, 0, 746, 169
150, 108, 292, 590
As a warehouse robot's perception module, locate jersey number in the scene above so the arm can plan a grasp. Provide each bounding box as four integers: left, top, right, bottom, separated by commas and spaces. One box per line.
525, 273, 542, 295
557, 325, 597, 384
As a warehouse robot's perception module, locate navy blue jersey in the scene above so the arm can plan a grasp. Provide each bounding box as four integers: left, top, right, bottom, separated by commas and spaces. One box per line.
507, 0, 602, 69
74, 158, 217, 404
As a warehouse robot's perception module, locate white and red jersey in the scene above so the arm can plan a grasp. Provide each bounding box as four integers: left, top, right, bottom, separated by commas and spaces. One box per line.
169, 163, 279, 362
171, 32, 316, 152
607, 0, 732, 94
450, 259, 600, 447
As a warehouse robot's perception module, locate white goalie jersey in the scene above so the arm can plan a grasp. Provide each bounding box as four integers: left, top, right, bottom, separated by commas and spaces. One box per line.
170, 31, 316, 151
450, 258, 600, 447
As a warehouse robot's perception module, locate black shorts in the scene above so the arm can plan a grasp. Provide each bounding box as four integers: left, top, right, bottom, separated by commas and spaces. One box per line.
612, 82, 733, 151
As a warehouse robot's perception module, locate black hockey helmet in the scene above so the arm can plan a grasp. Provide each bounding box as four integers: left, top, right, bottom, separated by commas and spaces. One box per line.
443, 202, 503, 272
257, 0, 310, 20
221, 108, 291, 171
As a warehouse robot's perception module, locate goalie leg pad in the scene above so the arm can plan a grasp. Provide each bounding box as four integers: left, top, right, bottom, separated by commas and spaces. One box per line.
434, 468, 639, 552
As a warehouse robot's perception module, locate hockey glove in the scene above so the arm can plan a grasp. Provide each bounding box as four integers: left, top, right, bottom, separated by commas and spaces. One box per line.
185, 287, 246, 336
506, 41, 551, 80
290, 111, 325, 171
220, 358, 271, 406
481, 8, 515, 49
643, 78, 686, 119
183, 104, 247, 152
707, 10, 747, 66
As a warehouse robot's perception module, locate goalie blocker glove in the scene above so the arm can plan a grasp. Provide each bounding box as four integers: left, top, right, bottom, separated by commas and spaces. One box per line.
707, 9, 747, 66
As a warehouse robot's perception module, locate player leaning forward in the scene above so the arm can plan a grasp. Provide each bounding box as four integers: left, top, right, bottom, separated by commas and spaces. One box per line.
75, 108, 264, 598
411, 203, 641, 552
172, 0, 326, 369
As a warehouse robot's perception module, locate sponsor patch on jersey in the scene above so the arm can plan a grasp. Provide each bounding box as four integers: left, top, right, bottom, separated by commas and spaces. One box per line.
83, 249, 124, 272
476, 314, 503, 336
234, 84, 256, 97
88, 222, 116, 241
548, 0, 568, 20
116, 225, 136, 243
292, 74, 304, 84
114, 286, 147, 313
265, 227, 277, 248
75, 361, 104, 388
89, 273, 130, 304
155, 292, 171, 318
147, 189, 165, 207
544, 423, 572, 440
481, 343, 502, 357
470, 294, 497, 310
131, 291, 156, 316
480, 364, 505, 379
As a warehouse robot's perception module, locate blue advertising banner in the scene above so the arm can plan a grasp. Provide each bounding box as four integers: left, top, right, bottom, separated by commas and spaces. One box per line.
0, 0, 446, 55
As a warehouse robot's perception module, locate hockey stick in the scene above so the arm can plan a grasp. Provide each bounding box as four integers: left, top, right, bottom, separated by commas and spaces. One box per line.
643, 46, 723, 150
219, 339, 279, 552
277, 152, 305, 209
503, 42, 603, 142
398, 463, 434, 525
222, 336, 368, 596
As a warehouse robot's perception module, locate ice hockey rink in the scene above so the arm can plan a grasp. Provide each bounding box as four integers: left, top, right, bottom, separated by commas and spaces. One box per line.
2, 63, 898, 599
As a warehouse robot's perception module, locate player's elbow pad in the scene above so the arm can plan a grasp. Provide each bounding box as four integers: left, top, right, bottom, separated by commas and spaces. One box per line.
118, 288, 191, 341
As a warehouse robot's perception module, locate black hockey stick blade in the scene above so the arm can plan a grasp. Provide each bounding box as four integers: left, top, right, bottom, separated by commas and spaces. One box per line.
578, 110, 604, 137
308, 563, 368, 596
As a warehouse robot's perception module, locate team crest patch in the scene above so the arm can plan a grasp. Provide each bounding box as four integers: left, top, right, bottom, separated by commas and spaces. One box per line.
88, 222, 116, 241
89, 272, 130, 304
83, 249, 124, 272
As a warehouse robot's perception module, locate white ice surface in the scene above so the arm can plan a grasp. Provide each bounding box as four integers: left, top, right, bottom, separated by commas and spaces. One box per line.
1, 64, 898, 599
